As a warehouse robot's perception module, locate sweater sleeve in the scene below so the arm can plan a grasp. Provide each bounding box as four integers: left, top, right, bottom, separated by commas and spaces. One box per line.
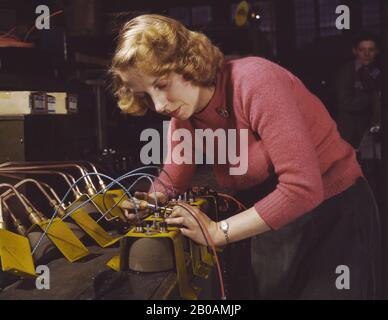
151, 118, 196, 196
239, 62, 324, 229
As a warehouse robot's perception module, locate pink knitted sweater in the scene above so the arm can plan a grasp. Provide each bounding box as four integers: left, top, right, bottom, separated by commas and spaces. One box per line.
153, 57, 362, 229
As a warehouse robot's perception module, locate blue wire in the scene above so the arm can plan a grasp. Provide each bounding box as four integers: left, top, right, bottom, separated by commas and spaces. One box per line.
32, 167, 174, 254
90, 173, 161, 222
61, 171, 171, 223
32, 172, 137, 254
96, 174, 156, 222
59, 172, 170, 223
92, 168, 175, 220
124, 165, 176, 197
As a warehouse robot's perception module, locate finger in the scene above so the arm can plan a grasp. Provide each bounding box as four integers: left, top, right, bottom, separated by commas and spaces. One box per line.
169, 206, 188, 218
134, 191, 148, 201
157, 192, 168, 205
179, 228, 193, 238
124, 211, 136, 220
168, 207, 181, 218
165, 217, 185, 226
147, 192, 168, 205
124, 209, 144, 219
139, 210, 151, 219
119, 199, 137, 209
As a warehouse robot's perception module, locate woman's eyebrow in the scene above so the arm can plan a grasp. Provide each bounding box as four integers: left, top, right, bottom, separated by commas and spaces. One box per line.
152, 78, 161, 85
152, 75, 168, 85
127, 76, 167, 93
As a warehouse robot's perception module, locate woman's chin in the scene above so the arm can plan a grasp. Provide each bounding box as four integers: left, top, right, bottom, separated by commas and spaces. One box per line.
173, 112, 190, 121
172, 115, 187, 120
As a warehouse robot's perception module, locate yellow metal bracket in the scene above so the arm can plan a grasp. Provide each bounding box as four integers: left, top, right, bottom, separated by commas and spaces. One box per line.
92, 191, 127, 221
107, 216, 199, 300
34, 218, 89, 262
65, 197, 120, 248
0, 229, 36, 278
189, 199, 216, 269
189, 241, 212, 279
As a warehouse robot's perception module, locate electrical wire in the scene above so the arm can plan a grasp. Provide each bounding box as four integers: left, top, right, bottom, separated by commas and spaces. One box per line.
11, 164, 227, 299
217, 193, 247, 211
0, 27, 17, 38
123, 165, 176, 197
97, 166, 176, 220
33, 166, 175, 253
51, 172, 162, 223
0, 37, 34, 48
31, 171, 137, 254
91, 172, 227, 300
92, 172, 170, 221
60, 173, 137, 221
97, 174, 158, 223
99, 173, 161, 216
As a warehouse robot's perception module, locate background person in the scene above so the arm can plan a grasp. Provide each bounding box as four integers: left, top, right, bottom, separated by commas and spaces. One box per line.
335, 33, 381, 149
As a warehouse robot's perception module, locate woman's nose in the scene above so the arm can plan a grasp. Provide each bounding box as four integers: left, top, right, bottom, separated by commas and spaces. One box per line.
152, 95, 168, 113
154, 101, 166, 113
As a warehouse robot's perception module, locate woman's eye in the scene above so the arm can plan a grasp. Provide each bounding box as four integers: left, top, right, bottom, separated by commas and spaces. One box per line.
155, 82, 168, 90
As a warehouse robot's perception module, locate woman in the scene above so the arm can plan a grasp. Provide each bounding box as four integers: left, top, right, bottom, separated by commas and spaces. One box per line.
110, 14, 381, 299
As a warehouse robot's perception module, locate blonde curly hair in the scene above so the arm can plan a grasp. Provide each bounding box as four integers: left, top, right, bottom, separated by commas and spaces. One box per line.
110, 14, 224, 115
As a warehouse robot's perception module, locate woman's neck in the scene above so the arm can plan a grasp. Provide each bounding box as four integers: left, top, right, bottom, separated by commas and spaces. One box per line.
196, 85, 216, 114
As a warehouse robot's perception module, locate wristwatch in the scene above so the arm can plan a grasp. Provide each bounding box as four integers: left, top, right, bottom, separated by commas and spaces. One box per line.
219, 220, 230, 245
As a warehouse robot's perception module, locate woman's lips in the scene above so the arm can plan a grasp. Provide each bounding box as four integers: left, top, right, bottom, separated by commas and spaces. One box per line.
170, 106, 182, 118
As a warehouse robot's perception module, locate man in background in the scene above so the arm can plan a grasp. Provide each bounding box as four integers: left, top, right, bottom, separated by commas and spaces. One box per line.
336, 34, 381, 149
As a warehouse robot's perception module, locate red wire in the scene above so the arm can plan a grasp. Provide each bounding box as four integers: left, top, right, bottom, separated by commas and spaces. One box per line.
0, 27, 17, 38
24, 10, 64, 41
176, 201, 226, 299
0, 34, 18, 40
218, 193, 247, 211
0, 38, 34, 48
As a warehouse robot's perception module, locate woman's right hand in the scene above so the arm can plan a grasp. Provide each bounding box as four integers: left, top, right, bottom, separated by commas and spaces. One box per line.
119, 191, 168, 222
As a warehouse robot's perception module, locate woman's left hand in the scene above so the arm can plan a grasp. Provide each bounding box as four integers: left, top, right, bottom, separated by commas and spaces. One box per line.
165, 204, 220, 246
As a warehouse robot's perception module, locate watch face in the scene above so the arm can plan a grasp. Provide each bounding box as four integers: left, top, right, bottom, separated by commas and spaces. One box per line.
220, 220, 228, 231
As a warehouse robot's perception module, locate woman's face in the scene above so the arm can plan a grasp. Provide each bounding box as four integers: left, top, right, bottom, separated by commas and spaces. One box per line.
118, 67, 213, 120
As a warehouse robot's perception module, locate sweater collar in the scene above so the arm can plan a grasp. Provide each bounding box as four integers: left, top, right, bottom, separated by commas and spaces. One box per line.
192, 62, 230, 122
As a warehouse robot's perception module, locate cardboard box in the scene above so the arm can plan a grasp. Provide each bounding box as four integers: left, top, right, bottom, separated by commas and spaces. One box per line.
0, 91, 73, 115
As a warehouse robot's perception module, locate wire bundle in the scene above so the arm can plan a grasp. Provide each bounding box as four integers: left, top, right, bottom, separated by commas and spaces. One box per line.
1, 163, 234, 299
39, 165, 230, 298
